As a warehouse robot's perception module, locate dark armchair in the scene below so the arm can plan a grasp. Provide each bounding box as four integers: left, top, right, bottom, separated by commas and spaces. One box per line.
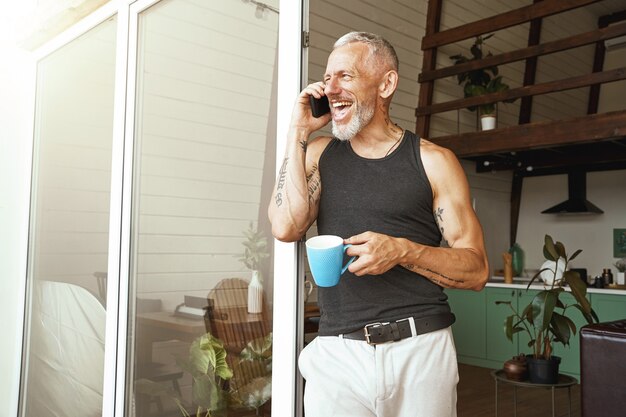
580, 319, 626, 417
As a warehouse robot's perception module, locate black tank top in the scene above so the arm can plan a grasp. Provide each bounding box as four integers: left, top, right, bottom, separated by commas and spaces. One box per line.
316, 130, 451, 336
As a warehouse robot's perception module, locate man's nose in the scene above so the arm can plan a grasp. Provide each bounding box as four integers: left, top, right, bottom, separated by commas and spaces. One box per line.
324, 78, 340, 96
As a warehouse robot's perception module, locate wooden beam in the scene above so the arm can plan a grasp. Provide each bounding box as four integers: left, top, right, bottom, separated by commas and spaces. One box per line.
415, 0, 443, 138
430, 110, 626, 157
510, 173, 523, 247
418, 21, 626, 83
475, 141, 626, 172
421, 0, 601, 50
519, 0, 543, 125
416, 66, 626, 117
588, 11, 626, 114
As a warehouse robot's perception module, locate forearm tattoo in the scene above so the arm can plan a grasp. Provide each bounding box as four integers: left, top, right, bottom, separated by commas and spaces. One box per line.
299, 139, 308, 153
403, 263, 465, 287
306, 163, 321, 204
434, 207, 449, 247
275, 157, 289, 207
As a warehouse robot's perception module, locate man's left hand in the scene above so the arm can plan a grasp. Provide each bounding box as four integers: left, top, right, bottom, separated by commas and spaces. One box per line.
344, 231, 405, 276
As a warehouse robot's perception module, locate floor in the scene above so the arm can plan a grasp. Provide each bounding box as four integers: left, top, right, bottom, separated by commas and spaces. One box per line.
457, 364, 581, 417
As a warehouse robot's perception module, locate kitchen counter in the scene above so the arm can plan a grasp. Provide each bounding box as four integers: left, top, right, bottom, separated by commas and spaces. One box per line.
487, 277, 626, 295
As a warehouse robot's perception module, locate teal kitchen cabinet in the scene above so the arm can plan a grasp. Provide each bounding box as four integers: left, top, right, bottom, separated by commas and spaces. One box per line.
486, 288, 519, 363
590, 292, 626, 322
488, 288, 538, 365
446, 288, 487, 360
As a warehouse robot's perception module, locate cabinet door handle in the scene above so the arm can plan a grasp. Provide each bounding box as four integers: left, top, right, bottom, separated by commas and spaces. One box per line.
511, 290, 515, 297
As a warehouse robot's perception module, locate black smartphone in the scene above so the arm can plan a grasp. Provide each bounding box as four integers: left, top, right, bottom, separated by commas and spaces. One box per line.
309, 95, 330, 118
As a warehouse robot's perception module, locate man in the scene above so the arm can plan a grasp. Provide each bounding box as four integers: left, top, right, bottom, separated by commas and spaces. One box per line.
268, 31, 489, 417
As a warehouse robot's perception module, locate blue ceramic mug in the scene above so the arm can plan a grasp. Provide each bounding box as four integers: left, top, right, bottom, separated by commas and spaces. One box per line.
305, 235, 356, 287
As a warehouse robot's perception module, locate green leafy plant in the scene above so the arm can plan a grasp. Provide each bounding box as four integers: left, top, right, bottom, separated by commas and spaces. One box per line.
614, 258, 626, 272
235, 222, 269, 272
228, 333, 273, 415
496, 235, 599, 359
449, 34, 516, 115
175, 333, 234, 417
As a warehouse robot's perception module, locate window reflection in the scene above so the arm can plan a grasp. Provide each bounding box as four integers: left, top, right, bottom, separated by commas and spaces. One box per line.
20, 17, 117, 417
130, 1, 278, 415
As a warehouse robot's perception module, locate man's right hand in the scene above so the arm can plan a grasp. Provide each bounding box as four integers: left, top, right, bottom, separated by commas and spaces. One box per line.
290, 82, 332, 137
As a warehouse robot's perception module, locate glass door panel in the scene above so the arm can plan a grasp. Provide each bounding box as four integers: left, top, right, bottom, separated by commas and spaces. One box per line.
19, 16, 117, 417
128, 1, 279, 415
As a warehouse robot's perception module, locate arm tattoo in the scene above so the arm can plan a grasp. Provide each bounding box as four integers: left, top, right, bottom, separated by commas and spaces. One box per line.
299, 139, 308, 153
274, 158, 289, 207
402, 263, 465, 286
433, 207, 449, 247
306, 164, 321, 204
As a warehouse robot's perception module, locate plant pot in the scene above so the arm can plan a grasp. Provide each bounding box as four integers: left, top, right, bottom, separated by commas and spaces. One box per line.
617, 271, 625, 285
526, 355, 561, 384
480, 114, 496, 130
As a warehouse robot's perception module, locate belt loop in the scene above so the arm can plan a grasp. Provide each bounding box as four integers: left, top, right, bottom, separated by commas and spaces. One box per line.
407, 316, 417, 336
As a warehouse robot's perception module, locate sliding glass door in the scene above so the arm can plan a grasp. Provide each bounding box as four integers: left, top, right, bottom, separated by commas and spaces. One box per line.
19, 1, 304, 416
19, 15, 117, 417
125, 1, 283, 416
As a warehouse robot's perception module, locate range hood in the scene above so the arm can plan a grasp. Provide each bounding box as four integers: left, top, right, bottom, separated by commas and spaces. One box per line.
541, 171, 603, 214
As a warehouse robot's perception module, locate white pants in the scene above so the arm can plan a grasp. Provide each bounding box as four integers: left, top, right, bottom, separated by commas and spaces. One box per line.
298, 327, 458, 417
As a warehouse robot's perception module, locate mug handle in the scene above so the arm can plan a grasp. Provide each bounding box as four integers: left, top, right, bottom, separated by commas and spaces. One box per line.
341, 244, 356, 274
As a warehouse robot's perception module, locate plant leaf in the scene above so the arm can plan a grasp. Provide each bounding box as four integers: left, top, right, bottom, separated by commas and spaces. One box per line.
550, 312, 573, 345
564, 271, 591, 315
569, 249, 583, 261
554, 241, 566, 258
532, 290, 557, 333
544, 235, 559, 261
504, 315, 515, 341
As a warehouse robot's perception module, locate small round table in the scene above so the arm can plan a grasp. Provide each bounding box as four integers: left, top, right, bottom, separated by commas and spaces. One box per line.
491, 369, 577, 417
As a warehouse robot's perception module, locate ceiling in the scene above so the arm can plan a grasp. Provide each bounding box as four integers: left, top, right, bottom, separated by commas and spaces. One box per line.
586, 0, 626, 17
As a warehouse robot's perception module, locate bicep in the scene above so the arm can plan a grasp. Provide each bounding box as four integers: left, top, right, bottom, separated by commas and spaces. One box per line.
426, 150, 484, 251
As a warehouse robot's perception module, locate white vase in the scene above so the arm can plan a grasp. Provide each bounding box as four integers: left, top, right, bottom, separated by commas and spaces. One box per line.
248, 270, 263, 314
617, 271, 625, 286
480, 114, 496, 130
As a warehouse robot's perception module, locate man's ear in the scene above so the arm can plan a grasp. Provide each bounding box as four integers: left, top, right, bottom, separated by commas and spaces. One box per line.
379, 70, 399, 99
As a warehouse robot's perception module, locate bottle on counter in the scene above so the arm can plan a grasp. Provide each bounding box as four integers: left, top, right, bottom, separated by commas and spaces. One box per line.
602, 268, 614, 286
509, 243, 525, 276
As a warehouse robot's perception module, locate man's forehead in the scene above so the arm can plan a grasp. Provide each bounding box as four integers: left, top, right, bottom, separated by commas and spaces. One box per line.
325, 43, 370, 73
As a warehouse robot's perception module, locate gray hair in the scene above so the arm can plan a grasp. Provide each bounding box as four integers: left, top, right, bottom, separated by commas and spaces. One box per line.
333, 32, 399, 72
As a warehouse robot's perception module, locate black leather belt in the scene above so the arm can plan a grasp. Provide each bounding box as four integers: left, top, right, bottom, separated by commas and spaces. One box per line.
341, 313, 455, 345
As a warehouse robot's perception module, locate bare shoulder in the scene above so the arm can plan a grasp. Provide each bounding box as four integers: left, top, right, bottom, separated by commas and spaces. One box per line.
419, 138, 464, 179
305, 135, 334, 166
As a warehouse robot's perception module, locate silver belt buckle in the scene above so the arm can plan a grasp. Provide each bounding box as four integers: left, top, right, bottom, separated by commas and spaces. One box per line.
363, 322, 384, 345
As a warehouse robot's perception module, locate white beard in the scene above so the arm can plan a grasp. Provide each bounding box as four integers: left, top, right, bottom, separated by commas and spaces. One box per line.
332, 100, 375, 141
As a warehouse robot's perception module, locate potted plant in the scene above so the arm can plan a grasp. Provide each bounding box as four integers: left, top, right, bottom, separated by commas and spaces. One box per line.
614, 258, 626, 285
228, 332, 273, 415
175, 333, 234, 417
449, 34, 516, 130
496, 235, 599, 383
235, 222, 270, 314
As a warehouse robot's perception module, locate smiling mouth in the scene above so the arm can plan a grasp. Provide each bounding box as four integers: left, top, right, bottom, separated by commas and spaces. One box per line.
331, 100, 353, 119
